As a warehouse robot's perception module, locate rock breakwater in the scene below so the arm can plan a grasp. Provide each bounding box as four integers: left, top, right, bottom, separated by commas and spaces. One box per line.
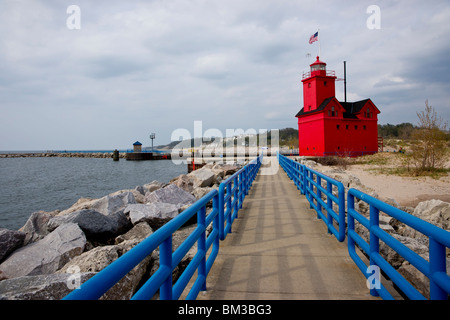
0, 152, 127, 159
0, 162, 242, 300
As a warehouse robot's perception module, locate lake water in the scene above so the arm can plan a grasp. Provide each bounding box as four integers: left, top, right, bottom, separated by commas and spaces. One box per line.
0, 157, 187, 230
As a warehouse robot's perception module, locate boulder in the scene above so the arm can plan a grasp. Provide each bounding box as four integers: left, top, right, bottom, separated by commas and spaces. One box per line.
0, 223, 86, 279
379, 234, 429, 269
144, 184, 196, 210
124, 203, 179, 229
169, 174, 194, 193
129, 188, 145, 204
0, 272, 96, 300
212, 163, 240, 176
47, 209, 131, 242
19, 211, 52, 246
397, 256, 450, 299
143, 180, 165, 194
57, 245, 119, 274
187, 168, 215, 188
0, 229, 25, 263
413, 199, 450, 230
57, 198, 99, 216
115, 222, 153, 244
57, 239, 155, 300
91, 191, 136, 216
192, 187, 216, 200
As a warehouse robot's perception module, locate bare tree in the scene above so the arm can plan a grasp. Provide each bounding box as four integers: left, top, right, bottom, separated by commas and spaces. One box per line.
410, 100, 448, 172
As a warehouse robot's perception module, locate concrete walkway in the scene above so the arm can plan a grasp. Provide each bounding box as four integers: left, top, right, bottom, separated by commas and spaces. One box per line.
197, 157, 377, 300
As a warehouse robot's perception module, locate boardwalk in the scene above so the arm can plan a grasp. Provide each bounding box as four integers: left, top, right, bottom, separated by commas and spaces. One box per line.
197, 157, 377, 300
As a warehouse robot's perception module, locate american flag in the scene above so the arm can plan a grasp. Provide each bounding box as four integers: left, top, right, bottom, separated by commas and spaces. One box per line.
309, 32, 318, 44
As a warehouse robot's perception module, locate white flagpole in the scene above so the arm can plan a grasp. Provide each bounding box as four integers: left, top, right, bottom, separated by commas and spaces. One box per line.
318, 29, 321, 57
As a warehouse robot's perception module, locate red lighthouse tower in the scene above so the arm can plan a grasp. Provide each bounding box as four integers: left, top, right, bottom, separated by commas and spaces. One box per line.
296, 57, 380, 157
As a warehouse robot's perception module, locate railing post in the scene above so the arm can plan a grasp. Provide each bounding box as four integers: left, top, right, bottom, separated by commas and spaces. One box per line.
160, 237, 173, 300
244, 165, 249, 196
429, 237, 447, 300
347, 192, 355, 246
338, 183, 346, 242
219, 183, 225, 241
369, 204, 380, 297
233, 176, 239, 220
326, 181, 333, 235
239, 171, 244, 209
308, 170, 313, 209
227, 182, 232, 234
198, 207, 207, 291
300, 164, 305, 195
317, 175, 322, 220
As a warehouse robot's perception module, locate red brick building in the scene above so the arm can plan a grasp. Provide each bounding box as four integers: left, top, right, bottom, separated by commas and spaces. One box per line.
295, 57, 380, 157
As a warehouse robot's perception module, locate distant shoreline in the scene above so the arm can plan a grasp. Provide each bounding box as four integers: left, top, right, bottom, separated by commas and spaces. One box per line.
0, 149, 171, 158
0, 152, 127, 159
0, 150, 127, 154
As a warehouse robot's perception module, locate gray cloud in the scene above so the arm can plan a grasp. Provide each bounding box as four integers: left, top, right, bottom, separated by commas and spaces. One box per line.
0, 0, 449, 150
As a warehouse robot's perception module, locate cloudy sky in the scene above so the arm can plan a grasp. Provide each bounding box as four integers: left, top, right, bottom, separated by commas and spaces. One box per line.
1, 0, 449, 150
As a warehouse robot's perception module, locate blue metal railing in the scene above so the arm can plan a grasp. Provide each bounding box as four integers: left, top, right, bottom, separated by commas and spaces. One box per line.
219, 155, 262, 240
278, 153, 346, 242
278, 153, 450, 300
63, 154, 262, 300
348, 188, 450, 300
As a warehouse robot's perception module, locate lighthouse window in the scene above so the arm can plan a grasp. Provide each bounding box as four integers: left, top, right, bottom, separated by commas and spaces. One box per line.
324, 81, 327, 86
355, 125, 358, 130
331, 106, 335, 117
336, 125, 340, 130
308, 83, 311, 88
363, 125, 367, 130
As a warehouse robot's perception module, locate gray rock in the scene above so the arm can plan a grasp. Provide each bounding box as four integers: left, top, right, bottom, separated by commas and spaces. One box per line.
144, 184, 196, 209
169, 174, 194, 193
187, 168, 216, 188
57, 239, 155, 300
115, 222, 153, 244
413, 200, 450, 229
212, 163, 240, 176
0, 272, 96, 300
192, 187, 216, 200
402, 199, 450, 244
124, 203, 179, 229
19, 211, 52, 246
143, 180, 164, 194
58, 245, 120, 274
47, 209, 131, 242
91, 191, 136, 216
0, 223, 86, 279
0, 229, 25, 263
135, 185, 146, 196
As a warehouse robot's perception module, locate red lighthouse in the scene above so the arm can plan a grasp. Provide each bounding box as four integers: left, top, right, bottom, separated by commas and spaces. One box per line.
295, 57, 380, 157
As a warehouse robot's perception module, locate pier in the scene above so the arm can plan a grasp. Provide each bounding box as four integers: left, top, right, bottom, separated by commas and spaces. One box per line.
194, 157, 374, 299
125, 152, 171, 161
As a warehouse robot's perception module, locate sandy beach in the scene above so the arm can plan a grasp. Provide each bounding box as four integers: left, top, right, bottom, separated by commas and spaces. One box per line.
340, 164, 450, 207
320, 152, 450, 208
